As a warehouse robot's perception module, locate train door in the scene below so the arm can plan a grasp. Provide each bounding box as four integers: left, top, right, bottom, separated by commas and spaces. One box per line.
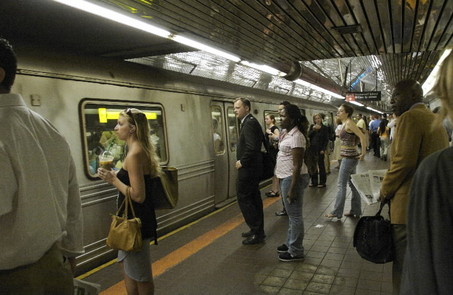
211, 102, 238, 205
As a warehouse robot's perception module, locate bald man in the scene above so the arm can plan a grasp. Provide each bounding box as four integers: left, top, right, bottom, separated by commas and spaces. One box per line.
380, 79, 449, 294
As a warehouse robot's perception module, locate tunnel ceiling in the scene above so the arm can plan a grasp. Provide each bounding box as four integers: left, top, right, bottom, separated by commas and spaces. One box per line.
1, 0, 452, 110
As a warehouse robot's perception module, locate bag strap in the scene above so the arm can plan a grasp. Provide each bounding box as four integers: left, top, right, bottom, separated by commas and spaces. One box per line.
376, 200, 390, 217
115, 186, 137, 218
126, 187, 137, 218
261, 132, 270, 153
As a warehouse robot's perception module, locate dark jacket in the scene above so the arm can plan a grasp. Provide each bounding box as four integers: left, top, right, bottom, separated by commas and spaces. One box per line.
237, 114, 263, 177
308, 124, 329, 152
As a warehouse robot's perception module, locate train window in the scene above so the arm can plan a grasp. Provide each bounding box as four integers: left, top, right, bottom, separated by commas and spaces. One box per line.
226, 107, 238, 152
80, 100, 167, 178
211, 106, 225, 155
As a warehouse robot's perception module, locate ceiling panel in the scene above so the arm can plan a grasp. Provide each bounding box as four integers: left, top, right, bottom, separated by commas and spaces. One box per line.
1, 0, 452, 109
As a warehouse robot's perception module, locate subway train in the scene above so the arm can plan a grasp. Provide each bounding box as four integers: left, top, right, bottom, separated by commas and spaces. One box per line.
12, 46, 373, 275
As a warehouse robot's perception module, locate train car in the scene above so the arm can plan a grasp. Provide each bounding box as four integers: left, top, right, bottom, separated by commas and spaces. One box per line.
12, 46, 371, 275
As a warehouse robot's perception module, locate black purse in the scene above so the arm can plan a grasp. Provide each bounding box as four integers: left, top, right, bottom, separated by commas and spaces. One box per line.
150, 167, 179, 209
260, 133, 276, 181
353, 201, 394, 264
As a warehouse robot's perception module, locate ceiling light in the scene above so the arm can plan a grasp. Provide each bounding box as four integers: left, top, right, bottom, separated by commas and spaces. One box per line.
171, 36, 240, 62
350, 101, 364, 107
53, 0, 171, 38
422, 49, 452, 95
239, 61, 282, 75
366, 106, 383, 114
294, 79, 344, 99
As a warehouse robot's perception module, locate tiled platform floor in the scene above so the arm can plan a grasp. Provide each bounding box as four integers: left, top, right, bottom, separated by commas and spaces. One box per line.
86, 154, 392, 295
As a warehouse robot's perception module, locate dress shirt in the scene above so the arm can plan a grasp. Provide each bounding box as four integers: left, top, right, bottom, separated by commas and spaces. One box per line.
275, 127, 308, 178
0, 93, 83, 269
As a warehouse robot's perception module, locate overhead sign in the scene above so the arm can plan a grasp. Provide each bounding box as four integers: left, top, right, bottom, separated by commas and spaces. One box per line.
345, 93, 355, 102
345, 91, 381, 101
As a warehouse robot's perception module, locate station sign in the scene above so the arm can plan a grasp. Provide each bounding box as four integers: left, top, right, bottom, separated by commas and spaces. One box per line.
345, 91, 381, 101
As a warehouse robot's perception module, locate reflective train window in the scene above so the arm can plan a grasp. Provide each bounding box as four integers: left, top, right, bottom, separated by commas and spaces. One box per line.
80, 100, 167, 178
211, 106, 225, 154
226, 107, 238, 152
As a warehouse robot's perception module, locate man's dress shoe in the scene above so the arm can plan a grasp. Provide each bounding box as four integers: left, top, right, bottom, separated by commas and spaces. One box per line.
241, 230, 253, 238
242, 235, 265, 245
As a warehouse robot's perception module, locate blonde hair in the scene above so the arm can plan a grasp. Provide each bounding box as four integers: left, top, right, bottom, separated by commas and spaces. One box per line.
432, 51, 453, 125
121, 108, 161, 177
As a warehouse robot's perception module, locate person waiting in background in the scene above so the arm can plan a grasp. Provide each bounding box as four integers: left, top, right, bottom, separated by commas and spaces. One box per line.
307, 113, 329, 188
356, 113, 367, 149
332, 117, 343, 169
264, 114, 280, 197
400, 51, 453, 295
378, 114, 389, 161
275, 101, 290, 217
369, 114, 381, 157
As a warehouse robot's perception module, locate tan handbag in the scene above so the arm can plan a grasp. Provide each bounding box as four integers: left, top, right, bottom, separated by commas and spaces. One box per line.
106, 187, 143, 251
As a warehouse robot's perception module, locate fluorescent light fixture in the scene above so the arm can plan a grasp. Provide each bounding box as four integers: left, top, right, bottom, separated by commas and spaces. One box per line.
349, 101, 364, 107
366, 106, 383, 114
294, 79, 344, 99
240, 61, 282, 76
53, 0, 171, 38
172, 36, 240, 62
422, 49, 452, 95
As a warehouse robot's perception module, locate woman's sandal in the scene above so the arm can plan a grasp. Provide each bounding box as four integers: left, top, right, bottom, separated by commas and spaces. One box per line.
325, 213, 339, 218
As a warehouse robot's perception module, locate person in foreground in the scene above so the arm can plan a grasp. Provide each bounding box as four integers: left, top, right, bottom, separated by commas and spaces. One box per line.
379, 79, 449, 295
400, 52, 453, 295
325, 104, 366, 219
98, 108, 160, 295
0, 38, 84, 294
275, 104, 310, 261
233, 98, 266, 245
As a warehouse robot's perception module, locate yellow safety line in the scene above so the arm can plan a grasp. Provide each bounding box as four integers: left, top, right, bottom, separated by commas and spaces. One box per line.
99, 195, 279, 295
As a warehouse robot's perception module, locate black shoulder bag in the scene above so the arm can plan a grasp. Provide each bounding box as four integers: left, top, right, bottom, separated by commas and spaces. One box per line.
353, 201, 394, 264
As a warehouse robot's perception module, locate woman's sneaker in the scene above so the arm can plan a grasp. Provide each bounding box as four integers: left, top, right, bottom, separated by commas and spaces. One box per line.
276, 244, 289, 253
278, 252, 304, 262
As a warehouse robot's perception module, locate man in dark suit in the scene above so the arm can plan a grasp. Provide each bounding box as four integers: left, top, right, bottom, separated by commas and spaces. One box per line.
234, 97, 265, 245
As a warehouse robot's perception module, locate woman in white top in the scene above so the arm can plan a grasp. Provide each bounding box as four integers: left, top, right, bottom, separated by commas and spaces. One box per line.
274, 104, 310, 262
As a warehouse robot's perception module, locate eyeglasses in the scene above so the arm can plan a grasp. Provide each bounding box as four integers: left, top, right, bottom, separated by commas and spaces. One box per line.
125, 108, 136, 125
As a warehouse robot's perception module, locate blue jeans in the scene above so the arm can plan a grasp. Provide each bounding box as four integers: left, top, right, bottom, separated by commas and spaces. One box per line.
280, 174, 309, 257
331, 157, 362, 217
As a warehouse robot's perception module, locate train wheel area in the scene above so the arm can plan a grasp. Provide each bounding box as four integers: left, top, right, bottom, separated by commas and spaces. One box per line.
82, 153, 391, 295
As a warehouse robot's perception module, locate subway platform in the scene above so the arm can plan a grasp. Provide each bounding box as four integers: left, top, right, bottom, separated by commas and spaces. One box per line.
82, 154, 391, 295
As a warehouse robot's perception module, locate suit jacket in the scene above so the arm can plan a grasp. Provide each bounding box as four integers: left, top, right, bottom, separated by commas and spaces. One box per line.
237, 114, 263, 178
380, 104, 449, 224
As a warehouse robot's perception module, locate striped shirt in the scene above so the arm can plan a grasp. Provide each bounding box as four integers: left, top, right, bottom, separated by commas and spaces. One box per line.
339, 127, 359, 158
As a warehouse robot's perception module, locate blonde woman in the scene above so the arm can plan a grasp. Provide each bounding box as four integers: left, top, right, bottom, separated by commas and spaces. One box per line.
98, 108, 161, 295
264, 114, 280, 197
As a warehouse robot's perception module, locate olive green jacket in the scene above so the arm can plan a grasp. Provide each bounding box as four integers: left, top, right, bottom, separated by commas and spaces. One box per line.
380, 104, 449, 224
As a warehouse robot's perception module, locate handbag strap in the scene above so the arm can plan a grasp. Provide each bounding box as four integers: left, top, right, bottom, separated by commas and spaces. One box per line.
376, 200, 390, 217
115, 186, 137, 218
